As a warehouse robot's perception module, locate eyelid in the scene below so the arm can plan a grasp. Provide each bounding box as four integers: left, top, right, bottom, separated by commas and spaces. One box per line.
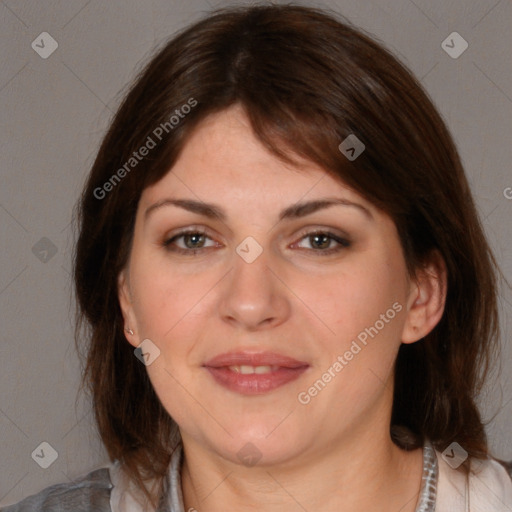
292, 225, 351, 244
163, 225, 216, 241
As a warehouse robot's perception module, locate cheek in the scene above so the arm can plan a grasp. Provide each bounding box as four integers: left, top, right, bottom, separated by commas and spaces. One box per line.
312, 265, 405, 332
298, 271, 405, 414
129, 254, 209, 338
130, 267, 208, 406
303, 255, 408, 382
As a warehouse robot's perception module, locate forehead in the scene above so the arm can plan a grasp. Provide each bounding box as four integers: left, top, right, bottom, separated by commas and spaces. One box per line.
140, 105, 372, 212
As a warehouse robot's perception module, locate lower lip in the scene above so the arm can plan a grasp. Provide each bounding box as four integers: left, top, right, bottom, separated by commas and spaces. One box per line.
204, 366, 309, 395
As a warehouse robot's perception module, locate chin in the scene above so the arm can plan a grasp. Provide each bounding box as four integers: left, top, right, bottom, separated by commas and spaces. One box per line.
212, 424, 307, 468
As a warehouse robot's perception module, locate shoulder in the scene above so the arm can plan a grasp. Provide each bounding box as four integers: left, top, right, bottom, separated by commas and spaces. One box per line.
436, 449, 512, 511
0, 466, 114, 512
469, 457, 512, 510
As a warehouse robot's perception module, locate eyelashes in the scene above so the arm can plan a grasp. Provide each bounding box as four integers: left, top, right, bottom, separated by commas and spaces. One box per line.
162, 228, 351, 257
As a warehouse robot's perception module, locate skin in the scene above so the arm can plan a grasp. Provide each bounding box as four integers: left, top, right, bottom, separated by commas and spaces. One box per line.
118, 104, 447, 512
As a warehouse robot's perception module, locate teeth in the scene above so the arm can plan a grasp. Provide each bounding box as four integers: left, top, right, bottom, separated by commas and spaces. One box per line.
228, 365, 276, 374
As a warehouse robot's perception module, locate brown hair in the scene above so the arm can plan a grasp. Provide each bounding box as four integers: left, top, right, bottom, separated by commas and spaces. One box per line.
73, 3, 503, 507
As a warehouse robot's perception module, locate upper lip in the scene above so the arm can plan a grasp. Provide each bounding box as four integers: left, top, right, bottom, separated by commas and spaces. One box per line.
203, 351, 309, 369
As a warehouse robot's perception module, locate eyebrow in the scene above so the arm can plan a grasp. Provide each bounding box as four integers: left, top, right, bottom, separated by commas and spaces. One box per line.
144, 197, 373, 222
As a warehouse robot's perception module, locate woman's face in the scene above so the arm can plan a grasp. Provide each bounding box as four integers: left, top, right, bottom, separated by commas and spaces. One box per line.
119, 105, 424, 466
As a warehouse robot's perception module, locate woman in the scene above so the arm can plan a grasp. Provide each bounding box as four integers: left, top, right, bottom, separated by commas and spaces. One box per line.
3, 4, 511, 511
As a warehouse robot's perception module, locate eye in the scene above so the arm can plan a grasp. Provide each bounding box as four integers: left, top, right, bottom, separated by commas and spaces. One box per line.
294, 230, 351, 255
163, 230, 218, 254
161, 228, 350, 256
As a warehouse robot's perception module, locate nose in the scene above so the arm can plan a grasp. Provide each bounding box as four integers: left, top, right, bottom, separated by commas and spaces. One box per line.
218, 245, 291, 331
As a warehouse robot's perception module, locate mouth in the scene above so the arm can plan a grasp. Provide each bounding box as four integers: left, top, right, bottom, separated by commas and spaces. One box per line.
203, 351, 310, 395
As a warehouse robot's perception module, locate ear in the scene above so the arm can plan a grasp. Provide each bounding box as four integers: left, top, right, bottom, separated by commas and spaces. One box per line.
118, 269, 140, 348
401, 250, 447, 344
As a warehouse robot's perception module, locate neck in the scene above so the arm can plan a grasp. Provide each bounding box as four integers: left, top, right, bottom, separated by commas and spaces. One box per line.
180, 427, 424, 512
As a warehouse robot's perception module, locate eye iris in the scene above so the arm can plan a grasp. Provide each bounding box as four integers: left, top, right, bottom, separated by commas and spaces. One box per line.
184, 233, 205, 248
311, 234, 330, 249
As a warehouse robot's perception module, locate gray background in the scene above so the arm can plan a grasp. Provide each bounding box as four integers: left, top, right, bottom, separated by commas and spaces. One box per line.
0, 0, 511, 506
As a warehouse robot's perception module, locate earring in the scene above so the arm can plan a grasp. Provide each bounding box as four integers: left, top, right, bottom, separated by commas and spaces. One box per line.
125, 327, 134, 335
